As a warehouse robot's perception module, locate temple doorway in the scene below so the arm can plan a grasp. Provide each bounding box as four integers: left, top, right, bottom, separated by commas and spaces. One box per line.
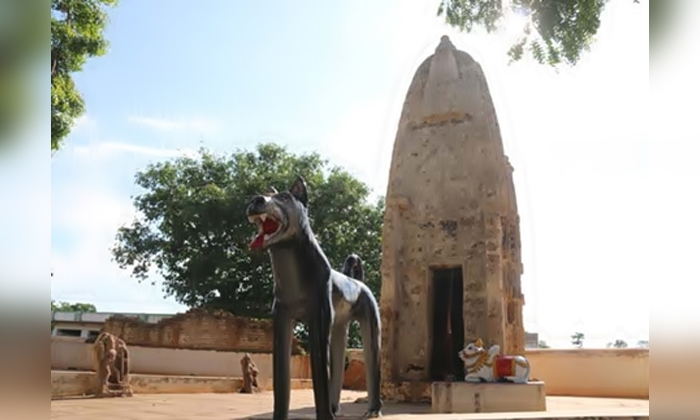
429, 266, 465, 381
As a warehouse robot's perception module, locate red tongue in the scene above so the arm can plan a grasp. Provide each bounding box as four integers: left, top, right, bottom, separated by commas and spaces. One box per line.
249, 217, 280, 250
250, 234, 265, 250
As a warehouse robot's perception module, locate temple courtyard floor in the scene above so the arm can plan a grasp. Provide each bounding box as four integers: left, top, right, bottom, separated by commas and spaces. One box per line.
51, 389, 649, 420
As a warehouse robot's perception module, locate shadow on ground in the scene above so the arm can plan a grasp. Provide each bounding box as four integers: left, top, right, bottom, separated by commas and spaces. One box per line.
243, 399, 432, 420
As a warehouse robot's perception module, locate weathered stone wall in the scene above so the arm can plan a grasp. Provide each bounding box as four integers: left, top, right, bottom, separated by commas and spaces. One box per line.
103, 308, 303, 354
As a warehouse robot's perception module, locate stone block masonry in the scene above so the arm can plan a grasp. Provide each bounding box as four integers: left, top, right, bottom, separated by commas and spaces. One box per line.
103, 308, 303, 354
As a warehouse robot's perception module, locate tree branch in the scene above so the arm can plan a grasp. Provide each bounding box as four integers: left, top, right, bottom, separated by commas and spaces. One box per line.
51, 47, 59, 78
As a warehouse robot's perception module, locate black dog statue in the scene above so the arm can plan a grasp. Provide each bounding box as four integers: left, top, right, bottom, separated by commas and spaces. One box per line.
246, 176, 382, 420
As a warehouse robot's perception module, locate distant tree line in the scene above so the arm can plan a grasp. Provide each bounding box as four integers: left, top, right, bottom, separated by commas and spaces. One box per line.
536, 333, 649, 349
51, 300, 97, 313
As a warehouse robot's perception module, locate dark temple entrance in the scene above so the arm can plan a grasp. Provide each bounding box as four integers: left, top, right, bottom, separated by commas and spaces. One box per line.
429, 266, 465, 381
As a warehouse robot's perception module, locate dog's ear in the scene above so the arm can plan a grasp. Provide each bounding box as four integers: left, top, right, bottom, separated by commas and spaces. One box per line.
289, 175, 308, 207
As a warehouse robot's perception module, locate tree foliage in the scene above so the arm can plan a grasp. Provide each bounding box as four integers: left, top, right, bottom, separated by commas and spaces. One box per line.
537, 340, 550, 348
570, 331, 585, 348
608, 339, 628, 348
51, 300, 98, 313
51, 0, 117, 152
112, 143, 384, 348
437, 0, 624, 66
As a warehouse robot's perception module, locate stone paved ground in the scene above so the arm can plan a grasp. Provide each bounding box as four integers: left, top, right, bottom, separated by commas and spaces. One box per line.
51, 390, 649, 420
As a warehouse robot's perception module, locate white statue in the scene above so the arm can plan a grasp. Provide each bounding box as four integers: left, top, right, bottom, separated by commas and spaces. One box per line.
458, 338, 530, 384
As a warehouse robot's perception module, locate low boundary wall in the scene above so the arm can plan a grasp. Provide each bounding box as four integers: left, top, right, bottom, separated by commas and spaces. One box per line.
525, 348, 648, 399
52, 338, 648, 399
51, 337, 310, 380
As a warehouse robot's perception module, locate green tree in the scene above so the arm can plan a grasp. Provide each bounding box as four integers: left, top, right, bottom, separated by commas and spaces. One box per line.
51, 300, 98, 313
636, 339, 649, 348
537, 340, 550, 349
51, 0, 118, 153
608, 339, 628, 348
437, 0, 643, 67
111, 143, 384, 348
570, 331, 585, 348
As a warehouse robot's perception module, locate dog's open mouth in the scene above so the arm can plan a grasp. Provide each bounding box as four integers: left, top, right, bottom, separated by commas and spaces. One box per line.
249, 213, 281, 250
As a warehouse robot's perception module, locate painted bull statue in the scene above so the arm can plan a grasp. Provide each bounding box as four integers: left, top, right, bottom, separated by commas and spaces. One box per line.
458, 338, 531, 384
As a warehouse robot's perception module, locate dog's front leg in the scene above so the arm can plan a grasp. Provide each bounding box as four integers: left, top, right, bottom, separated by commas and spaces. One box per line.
329, 322, 349, 415
272, 302, 293, 420
308, 300, 334, 420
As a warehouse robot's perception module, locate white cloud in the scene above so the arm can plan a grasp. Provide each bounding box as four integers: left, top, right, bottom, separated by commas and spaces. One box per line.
127, 115, 223, 136
72, 140, 198, 159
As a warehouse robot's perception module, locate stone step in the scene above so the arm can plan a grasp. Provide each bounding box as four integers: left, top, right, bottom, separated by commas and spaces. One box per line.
51, 370, 313, 398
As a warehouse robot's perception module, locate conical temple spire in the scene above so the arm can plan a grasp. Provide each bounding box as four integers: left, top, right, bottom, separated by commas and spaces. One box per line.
379, 35, 524, 402
422, 36, 461, 117
436, 35, 456, 51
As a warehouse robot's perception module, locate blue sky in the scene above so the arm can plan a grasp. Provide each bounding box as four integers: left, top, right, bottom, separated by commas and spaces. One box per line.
47, 1, 651, 348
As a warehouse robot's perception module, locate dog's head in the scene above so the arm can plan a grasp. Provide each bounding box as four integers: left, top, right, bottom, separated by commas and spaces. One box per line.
342, 253, 364, 281
246, 175, 309, 251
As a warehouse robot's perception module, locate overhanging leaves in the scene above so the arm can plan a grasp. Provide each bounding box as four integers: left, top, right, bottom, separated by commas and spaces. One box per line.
438, 0, 612, 67
50, 0, 117, 152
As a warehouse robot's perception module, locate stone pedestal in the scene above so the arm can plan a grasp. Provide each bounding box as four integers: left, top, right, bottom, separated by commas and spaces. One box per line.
431, 381, 546, 414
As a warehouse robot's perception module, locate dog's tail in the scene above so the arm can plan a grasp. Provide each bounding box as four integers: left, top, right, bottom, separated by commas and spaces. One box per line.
342, 254, 364, 282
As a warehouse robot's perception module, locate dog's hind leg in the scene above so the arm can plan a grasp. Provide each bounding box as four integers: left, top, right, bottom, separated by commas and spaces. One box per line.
308, 302, 334, 420
329, 323, 349, 415
358, 292, 383, 418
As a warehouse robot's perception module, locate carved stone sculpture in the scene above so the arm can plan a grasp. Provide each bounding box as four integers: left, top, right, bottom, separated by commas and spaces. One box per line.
458, 338, 530, 384
239, 353, 261, 393
92, 331, 133, 397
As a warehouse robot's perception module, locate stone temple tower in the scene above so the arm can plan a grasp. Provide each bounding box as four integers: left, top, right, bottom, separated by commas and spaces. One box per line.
379, 36, 525, 402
